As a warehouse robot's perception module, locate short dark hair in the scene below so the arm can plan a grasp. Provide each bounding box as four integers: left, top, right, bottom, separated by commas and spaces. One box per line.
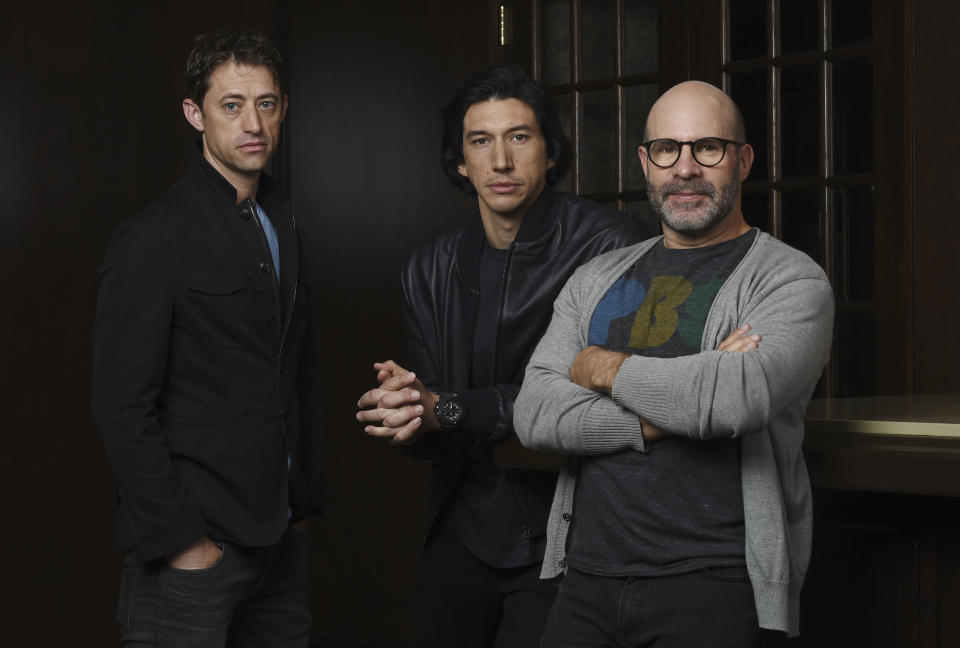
185, 28, 285, 105
441, 65, 571, 195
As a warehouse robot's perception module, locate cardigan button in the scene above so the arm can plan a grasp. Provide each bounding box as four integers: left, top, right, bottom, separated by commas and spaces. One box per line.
557, 558, 566, 569
259, 263, 272, 275
562, 512, 572, 522
520, 526, 532, 539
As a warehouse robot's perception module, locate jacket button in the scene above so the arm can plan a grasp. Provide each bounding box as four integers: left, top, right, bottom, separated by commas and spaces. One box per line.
259, 262, 272, 275
520, 526, 532, 539
266, 318, 277, 328
562, 512, 572, 522
239, 207, 252, 220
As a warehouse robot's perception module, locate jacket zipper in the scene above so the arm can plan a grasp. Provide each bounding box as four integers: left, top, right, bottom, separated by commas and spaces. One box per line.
492, 242, 515, 380
246, 197, 289, 443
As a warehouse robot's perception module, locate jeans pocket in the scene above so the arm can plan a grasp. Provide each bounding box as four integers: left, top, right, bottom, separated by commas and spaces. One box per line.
702, 566, 751, 583
164, 542, 226, 575
116, 554, 140, 631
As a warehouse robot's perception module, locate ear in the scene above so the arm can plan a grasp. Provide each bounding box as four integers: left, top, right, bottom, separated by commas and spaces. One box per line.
638, 144, 649, 178
279, 94, 289, 123
457, 162, 468, 178
737, 143, 755, 181
546, 157, 555, 170
182, 98, 204, 133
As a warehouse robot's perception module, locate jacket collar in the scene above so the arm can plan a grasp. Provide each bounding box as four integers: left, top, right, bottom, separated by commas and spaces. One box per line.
187, 140, 279, 213
456, 188, 559, 289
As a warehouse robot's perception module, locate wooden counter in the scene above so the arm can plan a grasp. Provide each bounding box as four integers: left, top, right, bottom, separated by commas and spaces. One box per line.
803, 393, 960, 497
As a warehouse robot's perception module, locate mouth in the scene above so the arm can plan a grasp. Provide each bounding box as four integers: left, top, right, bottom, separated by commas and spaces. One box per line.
238, 141, 268, 152
489, 182, 521, 195
668, 192, 708, 202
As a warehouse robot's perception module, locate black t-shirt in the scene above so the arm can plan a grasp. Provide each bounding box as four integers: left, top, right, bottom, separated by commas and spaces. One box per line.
567, 230, 755, 577
446, 240, 554, 568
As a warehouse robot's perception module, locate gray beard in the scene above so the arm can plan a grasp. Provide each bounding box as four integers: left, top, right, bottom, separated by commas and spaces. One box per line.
648, 170, 740, 236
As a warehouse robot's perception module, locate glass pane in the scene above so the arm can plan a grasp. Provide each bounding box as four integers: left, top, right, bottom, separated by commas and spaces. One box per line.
781, 190, 822, 265
832, 0, 872, 48
580, 89, 617, 194
833, 185, 875, 302
832, 58, 873, 174
551, 93, 573, 193
741, 188, 770, 232
835, 311, 876, 397
729, 70, 768, 180
624, 0, 658, 76
781, 64, 819, 178
581, 0, 615, 80
626, 199, 661, 236
624, 83, 659, 191
781, 0, 818, 54
542, 0, 571, 85
730, 0, 767, 60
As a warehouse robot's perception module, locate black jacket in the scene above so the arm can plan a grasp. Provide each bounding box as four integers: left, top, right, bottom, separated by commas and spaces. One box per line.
92, 146, 323, 562
401, 190, 650, 541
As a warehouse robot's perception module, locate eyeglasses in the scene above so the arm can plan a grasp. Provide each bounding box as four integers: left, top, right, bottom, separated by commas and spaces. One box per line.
640, 137, 745, 168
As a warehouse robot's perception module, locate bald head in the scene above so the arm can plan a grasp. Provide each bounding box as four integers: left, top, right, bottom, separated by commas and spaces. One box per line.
643, 81, 745, 144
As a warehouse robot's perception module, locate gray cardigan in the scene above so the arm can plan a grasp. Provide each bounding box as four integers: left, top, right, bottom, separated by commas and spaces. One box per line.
513, 230, 834, 636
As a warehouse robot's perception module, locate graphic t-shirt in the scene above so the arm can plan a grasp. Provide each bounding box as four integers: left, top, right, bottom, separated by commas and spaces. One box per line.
566, 230, 756, 577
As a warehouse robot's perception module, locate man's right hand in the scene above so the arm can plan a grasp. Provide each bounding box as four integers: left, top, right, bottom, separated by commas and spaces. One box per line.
166, 536, 222, 570
717, 324, 760, 352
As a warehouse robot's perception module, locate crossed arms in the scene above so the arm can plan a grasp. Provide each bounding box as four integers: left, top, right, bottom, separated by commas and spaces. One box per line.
513, 260, 834, 454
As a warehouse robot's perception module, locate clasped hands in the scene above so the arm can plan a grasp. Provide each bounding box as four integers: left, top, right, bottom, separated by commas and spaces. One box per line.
356, 360, 438, 445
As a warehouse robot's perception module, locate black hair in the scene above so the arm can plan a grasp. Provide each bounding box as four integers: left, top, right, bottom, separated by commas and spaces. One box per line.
185, 28, 285, 104
440, 65, 570, 195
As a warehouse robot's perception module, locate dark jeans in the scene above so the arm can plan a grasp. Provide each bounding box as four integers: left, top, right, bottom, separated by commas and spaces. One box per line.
116, 527, 311, 648
414, 520, 558, 648
540, 566, 759, 648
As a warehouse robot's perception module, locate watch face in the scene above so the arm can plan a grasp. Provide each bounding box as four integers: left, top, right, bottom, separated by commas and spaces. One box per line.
436, 395, 463, 427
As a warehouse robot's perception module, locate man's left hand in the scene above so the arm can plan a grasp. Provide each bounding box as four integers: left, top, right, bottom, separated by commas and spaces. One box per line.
569, 346, 629, 395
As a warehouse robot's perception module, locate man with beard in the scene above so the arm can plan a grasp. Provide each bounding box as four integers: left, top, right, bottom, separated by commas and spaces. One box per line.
513, 80, 834, 645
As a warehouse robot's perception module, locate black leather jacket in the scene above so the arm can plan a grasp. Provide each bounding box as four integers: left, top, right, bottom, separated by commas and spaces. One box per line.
400, 190, 650, 542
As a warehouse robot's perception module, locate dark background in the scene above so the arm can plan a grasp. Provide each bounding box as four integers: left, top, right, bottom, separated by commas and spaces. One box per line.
3, 1, 959, 646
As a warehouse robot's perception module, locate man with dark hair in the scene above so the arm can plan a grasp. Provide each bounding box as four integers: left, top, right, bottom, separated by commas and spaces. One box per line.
514, 80, 834, 646
92, 28, 322, 647
355, 65, 650, 647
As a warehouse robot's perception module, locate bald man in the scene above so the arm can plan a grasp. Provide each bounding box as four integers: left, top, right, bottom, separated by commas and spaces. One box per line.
514, 81, 834, 645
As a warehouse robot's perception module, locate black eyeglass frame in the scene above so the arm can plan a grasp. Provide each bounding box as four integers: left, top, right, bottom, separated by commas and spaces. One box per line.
640, 137, 746, 168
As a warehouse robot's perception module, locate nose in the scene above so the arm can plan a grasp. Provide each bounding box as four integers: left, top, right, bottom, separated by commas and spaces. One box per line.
241, 106, 263, 134
673, 143, 702, 179
492, 139, 514, 172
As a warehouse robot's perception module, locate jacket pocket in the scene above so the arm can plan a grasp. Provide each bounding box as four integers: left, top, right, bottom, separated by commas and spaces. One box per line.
184, 269, 246, 349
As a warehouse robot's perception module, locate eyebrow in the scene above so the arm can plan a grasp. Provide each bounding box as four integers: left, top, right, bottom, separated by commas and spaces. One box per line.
465, 124, 535, 138
217, 92, 280, 102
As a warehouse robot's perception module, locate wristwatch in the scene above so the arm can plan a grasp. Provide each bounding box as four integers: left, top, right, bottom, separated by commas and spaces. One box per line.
433, 392, 464, 430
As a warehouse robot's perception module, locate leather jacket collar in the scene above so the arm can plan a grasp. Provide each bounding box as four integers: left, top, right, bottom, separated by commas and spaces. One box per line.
454, 189, 559, 289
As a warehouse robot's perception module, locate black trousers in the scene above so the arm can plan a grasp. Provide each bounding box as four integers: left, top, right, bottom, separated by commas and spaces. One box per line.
116, 527, 311, 648
540, 565, 760, 648
414, 520, 558, 648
